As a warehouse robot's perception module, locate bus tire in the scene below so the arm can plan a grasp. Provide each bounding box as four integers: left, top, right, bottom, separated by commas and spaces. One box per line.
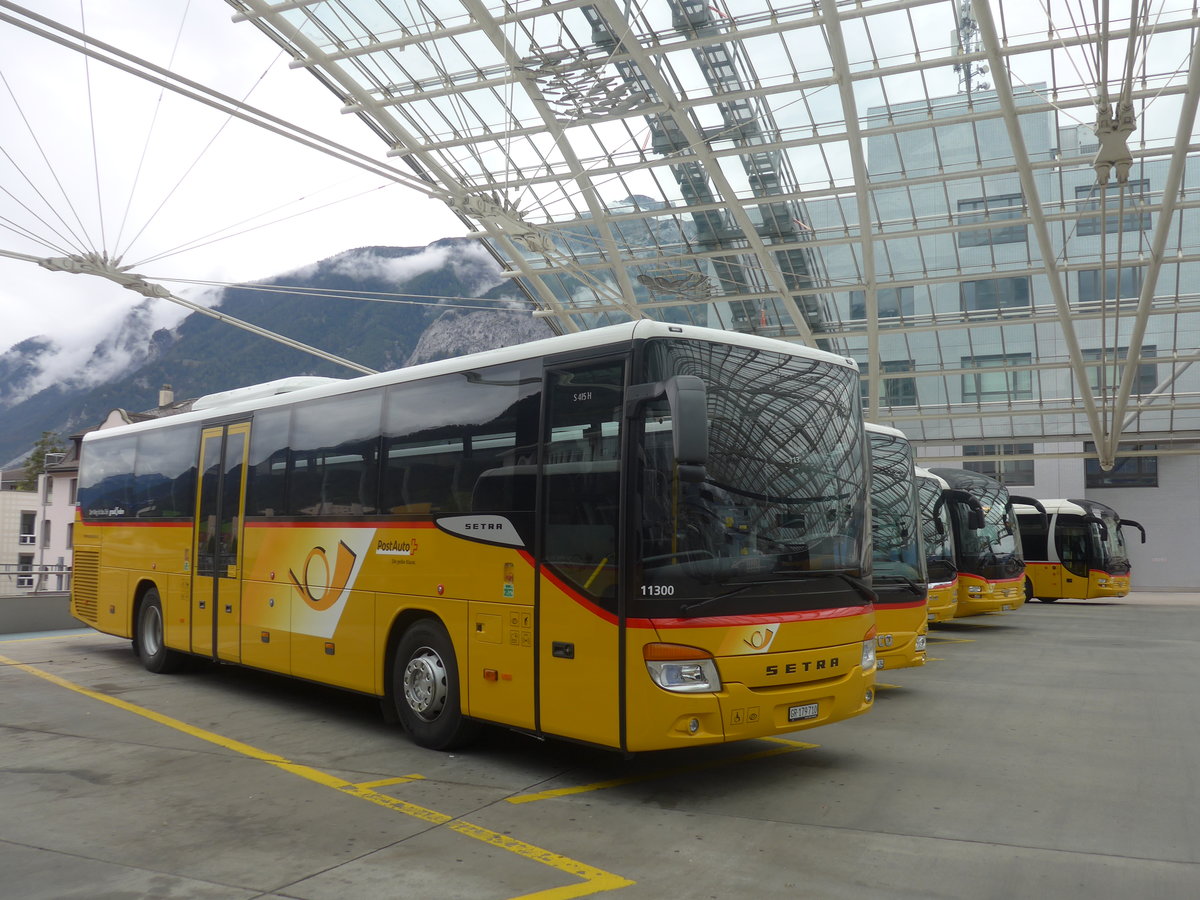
1038, 597, 1058, 603
1024, 577, 1034, 603
136, 588, 187, 674
393, 619, 481, 750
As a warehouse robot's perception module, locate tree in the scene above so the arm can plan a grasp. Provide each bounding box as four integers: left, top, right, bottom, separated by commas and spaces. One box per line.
18, 431, 66, 492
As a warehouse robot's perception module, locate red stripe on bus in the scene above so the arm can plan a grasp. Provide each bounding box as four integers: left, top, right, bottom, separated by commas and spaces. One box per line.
870, 598, 927, 611
80, 519, 191, 527
243, 520, 437, 529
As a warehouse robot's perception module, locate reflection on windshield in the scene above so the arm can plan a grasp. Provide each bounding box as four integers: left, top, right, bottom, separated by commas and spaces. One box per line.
917, 478, 955, 582
957, 487, 1020, 559
867, 431, 924, 589
636, 339, 869, 613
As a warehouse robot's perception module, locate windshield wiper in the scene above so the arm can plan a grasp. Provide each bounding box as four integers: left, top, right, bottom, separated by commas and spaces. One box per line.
680, 585, 753, 615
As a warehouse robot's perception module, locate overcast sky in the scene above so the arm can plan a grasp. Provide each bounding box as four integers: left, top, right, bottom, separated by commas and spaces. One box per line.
0, 1, 466, 353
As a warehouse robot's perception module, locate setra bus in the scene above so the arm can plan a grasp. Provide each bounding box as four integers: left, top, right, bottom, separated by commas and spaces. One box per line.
1014, 498, 1146, 602
925, 468, 1043, 617
71, 321, 877, 752
865, 424, 927, 669
914, 466, 959, 623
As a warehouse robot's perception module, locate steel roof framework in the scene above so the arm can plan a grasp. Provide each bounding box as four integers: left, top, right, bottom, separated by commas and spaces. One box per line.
222, 0, 1200, 465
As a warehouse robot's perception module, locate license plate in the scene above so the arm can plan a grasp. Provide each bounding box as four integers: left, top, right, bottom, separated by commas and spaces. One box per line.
788, 702, 819, 722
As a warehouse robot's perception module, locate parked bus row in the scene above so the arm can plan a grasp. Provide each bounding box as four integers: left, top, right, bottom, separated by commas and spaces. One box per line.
67, 322, 1145, 754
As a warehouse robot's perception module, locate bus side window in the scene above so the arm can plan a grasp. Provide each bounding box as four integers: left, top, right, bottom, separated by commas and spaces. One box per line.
247, 408, 291, 517
133, 425, 200, 519
289, 389, 383, 516
78, 435, 138, 520
383, 363, 541, 524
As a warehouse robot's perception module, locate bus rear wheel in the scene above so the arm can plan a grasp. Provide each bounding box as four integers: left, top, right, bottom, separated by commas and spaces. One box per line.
392, 620, 480, 750
135, 588, 187, 674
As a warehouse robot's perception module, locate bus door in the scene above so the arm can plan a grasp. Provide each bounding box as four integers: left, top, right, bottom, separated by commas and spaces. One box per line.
192, 422, 250, 661
537, 359, 626, 746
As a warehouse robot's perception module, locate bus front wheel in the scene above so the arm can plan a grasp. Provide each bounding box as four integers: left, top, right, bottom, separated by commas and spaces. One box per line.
392, 620, 481, 750
135, 588, 187, 674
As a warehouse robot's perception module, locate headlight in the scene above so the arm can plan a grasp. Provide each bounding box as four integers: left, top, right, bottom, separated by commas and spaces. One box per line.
861, 629, 877, 671
643, 643, 721, 693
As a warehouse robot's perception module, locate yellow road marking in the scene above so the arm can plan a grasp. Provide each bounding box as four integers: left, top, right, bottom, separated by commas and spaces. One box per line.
0, 652, 634, 899
353, 774, 425, 789
926, 636, 975, 644
0, 631, 101, 644
507, 736, 818, 805
875, 681, 900, 690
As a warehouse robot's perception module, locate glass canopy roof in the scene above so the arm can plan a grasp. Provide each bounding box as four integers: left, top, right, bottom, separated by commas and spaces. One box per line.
225, 0, 1200, 467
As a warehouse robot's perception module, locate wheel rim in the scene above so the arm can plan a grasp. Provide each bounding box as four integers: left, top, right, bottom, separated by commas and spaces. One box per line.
142, 604, 163, 656
403, 645, 448, 721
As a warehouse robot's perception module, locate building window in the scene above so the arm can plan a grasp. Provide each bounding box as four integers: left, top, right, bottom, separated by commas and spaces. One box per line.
1075, 180, 1151, 236
19, 511, 36, 545
961, 353, 1033, 402
957, 193, 1027, 246
1081, 346, 1157, 396
41, 520, 51, 549
44, 478, 53, 502
858, 359, 918, 408
66, 522, 74, 549
69, 478, 78, 505
17, 554, 33, 588
1078, 267, 1142, 303
849, 286, 914, 320
960, 276, 1031, 315
1085, 441, 1158, 488
963, 443, 1035, 485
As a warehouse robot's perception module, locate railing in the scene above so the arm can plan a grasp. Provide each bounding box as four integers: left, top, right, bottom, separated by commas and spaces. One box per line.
0, 563, 72, 593
18, 534, 36, 544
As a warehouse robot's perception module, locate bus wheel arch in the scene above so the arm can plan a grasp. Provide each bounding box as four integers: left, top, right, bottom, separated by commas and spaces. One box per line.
133, 582, 187, 674
388, 615, 481, 750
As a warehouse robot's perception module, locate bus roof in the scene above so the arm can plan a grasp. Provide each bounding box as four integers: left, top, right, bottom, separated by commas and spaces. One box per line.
913, 466, 948, 489
83, 321, 858, 444
1013, 498, 1119, 519
864, 422, 908, 439
925, 467, 1008, 493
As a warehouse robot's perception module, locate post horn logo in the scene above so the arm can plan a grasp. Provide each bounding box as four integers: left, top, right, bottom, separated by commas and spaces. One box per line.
289, 541, 358, 611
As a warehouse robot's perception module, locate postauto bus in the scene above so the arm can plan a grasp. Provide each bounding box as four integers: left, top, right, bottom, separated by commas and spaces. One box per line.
71, 321, 877, 753
1014, 498, 1146, 602
865, 424, 927, 669
925, 468, 1044, 617
914, 466, 959, 623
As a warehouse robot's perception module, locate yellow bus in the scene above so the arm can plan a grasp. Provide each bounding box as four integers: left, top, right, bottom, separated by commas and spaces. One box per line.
925, 468, 1043, 617
914, 467, 958, 622
1014, 498, 1146, 602
865, 424, 927, 670
72, 321, 877, 752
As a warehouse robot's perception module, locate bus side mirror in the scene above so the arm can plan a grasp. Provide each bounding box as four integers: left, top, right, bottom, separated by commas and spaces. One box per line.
1120, 518, 1147, 544
626, 375, 709, 481
1009, 495, 1048, 529
943, 489, 986, 530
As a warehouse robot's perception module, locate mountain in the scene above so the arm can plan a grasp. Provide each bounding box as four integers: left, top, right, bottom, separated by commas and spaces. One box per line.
0, 238, 552, 466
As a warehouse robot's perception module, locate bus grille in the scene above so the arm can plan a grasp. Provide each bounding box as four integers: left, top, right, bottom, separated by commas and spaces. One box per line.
72, 549, 99, 623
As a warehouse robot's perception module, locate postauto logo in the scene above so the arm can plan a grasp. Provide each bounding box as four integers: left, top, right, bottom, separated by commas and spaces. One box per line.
289, 541, 359, 612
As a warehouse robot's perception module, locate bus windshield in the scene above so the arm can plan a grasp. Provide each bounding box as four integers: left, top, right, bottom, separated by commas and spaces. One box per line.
917, 477, 956, 584
954, 482, 1023, 577
1100, 510, 1129, 563
634, 338, 869, 616
867, 429, 924, 590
